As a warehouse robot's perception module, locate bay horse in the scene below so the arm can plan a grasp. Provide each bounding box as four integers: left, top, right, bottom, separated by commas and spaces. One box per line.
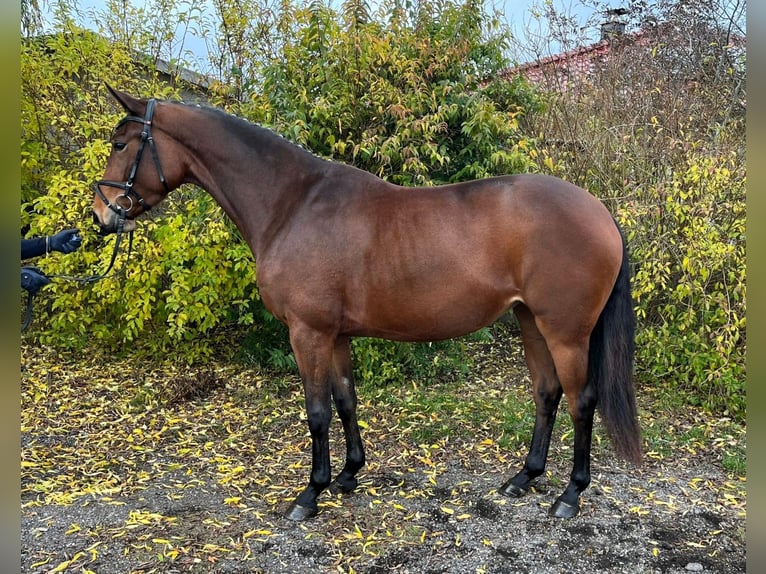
92, 86, 641, 521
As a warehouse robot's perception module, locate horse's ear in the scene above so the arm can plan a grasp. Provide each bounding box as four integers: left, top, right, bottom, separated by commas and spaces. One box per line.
104, 83, 145, 116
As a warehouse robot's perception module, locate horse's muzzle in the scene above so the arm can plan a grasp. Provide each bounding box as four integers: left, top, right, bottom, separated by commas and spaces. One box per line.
93, 210, 136, 235
93, 212, 113, 236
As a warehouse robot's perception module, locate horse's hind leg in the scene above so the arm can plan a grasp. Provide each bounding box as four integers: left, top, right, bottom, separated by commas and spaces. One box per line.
329, 336, 366, 494
546, 339, 597, 518
499, 304, 563, 497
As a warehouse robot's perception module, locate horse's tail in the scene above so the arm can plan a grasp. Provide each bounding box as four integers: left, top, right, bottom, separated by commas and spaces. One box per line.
589, 225, 642, 464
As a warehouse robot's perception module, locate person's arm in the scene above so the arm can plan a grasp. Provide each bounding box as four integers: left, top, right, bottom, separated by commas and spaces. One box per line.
21, 229, 82, 260
21, 237, 47, 260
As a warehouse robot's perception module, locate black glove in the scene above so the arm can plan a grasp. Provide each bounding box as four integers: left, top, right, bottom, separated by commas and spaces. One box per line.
21, 266, 51, 295
48, 228, 82, 254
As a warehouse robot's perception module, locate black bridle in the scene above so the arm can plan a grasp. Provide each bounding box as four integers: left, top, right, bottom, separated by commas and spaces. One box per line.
94, 98, 169, 219
90, 97, 169, 284
23, 99, 170, 332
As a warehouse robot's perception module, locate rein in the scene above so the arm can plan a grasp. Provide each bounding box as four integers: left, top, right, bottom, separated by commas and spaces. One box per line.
21, 220, 133, 332
50, 220, 133, 285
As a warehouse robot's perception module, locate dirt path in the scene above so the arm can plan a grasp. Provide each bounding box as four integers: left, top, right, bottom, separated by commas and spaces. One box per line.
21, 343, 746, 573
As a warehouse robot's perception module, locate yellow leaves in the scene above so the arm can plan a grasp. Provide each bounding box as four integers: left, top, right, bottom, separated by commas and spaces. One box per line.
243, 528, 273, 539
629, 505, 649, 516
336, 523, 383, 558
31, 557, 51, 568
651, 498, 678, 510
45, 544, 103, 574
49, 552, 85, 573
218, 463, 248, 486
201, 543, 230, 553
163, 548, 182, 561
720, 490, 746, 510
152, 538, 171, 545
125, 510, 177, 527
416, 455, 435, 467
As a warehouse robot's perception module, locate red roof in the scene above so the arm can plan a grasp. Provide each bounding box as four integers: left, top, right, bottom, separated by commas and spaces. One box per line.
500, 25, 744, 88
498, 32, 643, 87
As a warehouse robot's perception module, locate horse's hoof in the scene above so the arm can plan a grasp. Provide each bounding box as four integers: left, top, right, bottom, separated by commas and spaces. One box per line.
498, 481, 527, 498
548, 498, 579, 519
284, 502, 318, 521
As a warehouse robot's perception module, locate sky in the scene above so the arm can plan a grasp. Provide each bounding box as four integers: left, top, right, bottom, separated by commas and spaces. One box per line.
40, 0, 625, 71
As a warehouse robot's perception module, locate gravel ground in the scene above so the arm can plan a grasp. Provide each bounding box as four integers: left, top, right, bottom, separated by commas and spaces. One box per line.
22, 457, 745, 573
21, 339, 746, 573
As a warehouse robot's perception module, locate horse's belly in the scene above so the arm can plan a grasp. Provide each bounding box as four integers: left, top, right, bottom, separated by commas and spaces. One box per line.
342, 282, 520, 342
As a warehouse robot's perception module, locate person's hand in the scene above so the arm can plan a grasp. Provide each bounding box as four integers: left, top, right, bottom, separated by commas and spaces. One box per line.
21, 266, 51, 295
49, 228, 82, 254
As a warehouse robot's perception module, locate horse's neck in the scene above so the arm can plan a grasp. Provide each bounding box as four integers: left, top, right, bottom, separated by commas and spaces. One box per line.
180, 111, 323, 259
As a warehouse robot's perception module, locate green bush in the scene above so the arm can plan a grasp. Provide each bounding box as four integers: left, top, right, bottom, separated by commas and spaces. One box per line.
351, 335, 481, 389
619, 152, 745, 417
256, 0, 538, 186
21, 26, 257, 362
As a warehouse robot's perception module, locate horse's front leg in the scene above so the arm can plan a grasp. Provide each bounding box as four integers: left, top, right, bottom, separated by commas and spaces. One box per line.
284, 325, 335, 521
329, 336, 365, 494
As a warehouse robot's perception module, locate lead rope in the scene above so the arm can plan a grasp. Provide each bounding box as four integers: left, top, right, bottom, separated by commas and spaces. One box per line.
22, 212, 131, 331
21, 291, 34, 331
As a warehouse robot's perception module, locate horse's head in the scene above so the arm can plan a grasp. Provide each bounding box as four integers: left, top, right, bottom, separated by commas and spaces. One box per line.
92, 85, 180, 234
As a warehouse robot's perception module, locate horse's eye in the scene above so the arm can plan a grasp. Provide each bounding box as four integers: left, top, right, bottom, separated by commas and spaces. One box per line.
113, 142, 127, 151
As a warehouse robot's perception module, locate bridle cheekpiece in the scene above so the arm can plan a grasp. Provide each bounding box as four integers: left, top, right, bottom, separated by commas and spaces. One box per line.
94, 98, 169, 221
